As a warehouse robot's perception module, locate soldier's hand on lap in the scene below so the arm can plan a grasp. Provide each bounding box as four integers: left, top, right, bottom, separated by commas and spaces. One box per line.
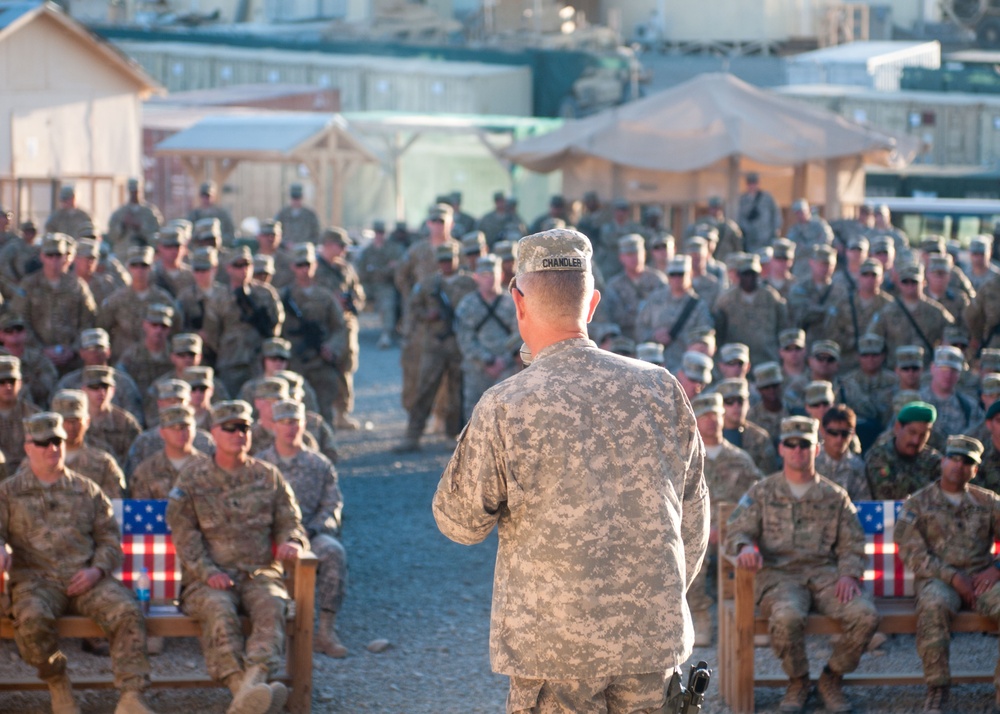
952, 572, 977, 608
0, 549, 10, 572
276, 541, 302, 561
972, 567, 1000, 597
835, 575, 861, 604
207, 573, 234, 590
736, 545, 763, 571
66, 567, 102, 597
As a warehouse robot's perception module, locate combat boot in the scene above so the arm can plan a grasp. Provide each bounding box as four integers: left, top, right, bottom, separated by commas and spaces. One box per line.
265, 681, 288, 714
692, 609, 713, 647
816, 666, 852, 713
778, 675, 810, 713
115, 690, 157, 714
315, 611, 348, 658
226, 665, 272, 714
923, 684, 948, 714
46, 673, 80, 714
334, 412, 360, 430
392, 436, 421, 453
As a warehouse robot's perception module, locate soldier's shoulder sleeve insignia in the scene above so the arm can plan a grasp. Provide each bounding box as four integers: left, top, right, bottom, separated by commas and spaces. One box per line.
900, 507, 917, 524
168, 486, 186, 500
738, 492, 754, 509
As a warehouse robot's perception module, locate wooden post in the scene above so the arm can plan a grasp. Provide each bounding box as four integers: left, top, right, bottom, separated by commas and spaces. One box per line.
288, 552, 318, 714
733, 567, 757, 714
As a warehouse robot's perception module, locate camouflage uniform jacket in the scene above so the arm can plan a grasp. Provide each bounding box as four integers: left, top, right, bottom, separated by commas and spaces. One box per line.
274, 205, 320, 245
150, 264, 196, 300
866, 297, 954, 365
410, 272, 477, 352
841, 368, 899, 428
972, 440, 1000, 495
894, 481, 1000, 586
131, 449, 210, 500
88, 406, 142, 466
357, 241, 404, 290
305, 411, 339, 465
784, 371, 848, 414
703, 216, 745, 264
965, 274, 1000, 350
816, 450, 871, 500
725, 473, 867, 600
257, 446, 342, 537
248, 423, 318, 457
125, 427, 215, 478
0, 239, 40, 285
723, 421, 779, 475
203, 281, 284, 370
432, 338, 709, 678
1, 346, 58, 408
690, 272, 722, 311
787, 219, 835, 281
747, 402, 786, 445
635, 288, 713, 371
14, 272, 97, 349
116, 343, 174, 397
787, 277, 845, 344
0, 399, 39, 473
864, 438, 943, 500
822, 290, 895, 355
279, 283, 349, 366
56, 367, 144, 424
595, 220, 642, 279
736, 190, 781, 253
260, 249, 295, 290
0, 467, 122, 588
98, 284, 181, 360
44, 207, 93, 238
166, 456, 307, 585
926, 287, 970, 330
83, 272, 120, 309
186, 205, 235, 244
704, 441, 761, 528
315, 257, 366, 315
106, 202, 163, 253
604, 269, 669, 341
713, 284, 790, 367
918, 383, 984, 442
455, 291, 518, 372
176, 283, 227, 334
63, 445, 125, 498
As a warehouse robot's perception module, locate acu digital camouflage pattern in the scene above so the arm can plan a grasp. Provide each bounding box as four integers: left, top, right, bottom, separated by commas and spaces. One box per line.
864, 439, 943, 500
130, 449, 210, 499
973, 440, 1000, 493
816, 449, 871, 501
634, 287, 714, 372
603, 269, 668, 341
455, 290, 519, 419
433, 337, 709, 679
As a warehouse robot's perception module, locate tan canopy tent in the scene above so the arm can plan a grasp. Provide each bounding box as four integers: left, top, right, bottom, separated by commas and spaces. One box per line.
504, 72, 914, 223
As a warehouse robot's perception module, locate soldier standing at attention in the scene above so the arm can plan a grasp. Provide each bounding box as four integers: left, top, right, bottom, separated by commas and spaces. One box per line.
433, 228, 709, 713
737, 172, 781, 253
357, 220, 403, 349
106, 177, 163, 256
714, 253, 788, 367
604, 233, 668, 342
273, 183, 320, 246
186, 182, 235, 246
635, 255, 713, 373
45, 185, 93, 239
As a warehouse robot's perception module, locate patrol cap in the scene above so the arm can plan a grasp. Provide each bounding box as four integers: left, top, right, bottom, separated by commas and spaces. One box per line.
686, 327, 716, 351
791, 198, 809, 212
897, 400, 937, 424
171, 333, 202, 355
274, 370, 305, 398
870, 236, 894, 254
745, 171, 761, 183
199, 181, 216, 196
194, 217, 221, 243
258, 219, 279, 235
427, 203, 453, 222
610, 197, 627, 210
51, 389, 87, 418
717, 378, 750, 400
928, 254, 953, 273
982, 349, 1000, 373
897, 262, 924, 281
811, 244, 837, 263
80, 328, 110, 350
860, 258, 883, 275
253, 254, 275, 276
779, 329, 806, 349
753, 361, 783, 388
372, 219, 386, 233
461, 231, 486, 255
76, 238, 100, 259
987, 400, 1000, 421
982, 373, 1000, 397
42, 233, 71, 255
225, 245, 252, 266
805, 380, 835, 406
684, 235, 708, 253
160, 404, 195, 428
933, 345, 965, 371
155, 226, 183, 247
272, 399, 305, 422
691, 392, 724, 418
493, 240, 517, 261
847, 235, 869, 252
0, 313, 26, 331
736, 253, 762, 274
811, 340, 841, 361
920, 236, 945, 254
262, 337, 292, 360
127, 245, 154, 266
618, 234, 644, 254
82, 365, 115, 387
648, 233, 673, 250
254, 377, 289, 401
475, 254, 500, 274
607, 335, 636, 357
182, 366, 214, 388
168, 218, 193, 238
772, 238, 795, 260
24, 412, 67, 441
667, 255, 691, 275
945, 435, 984, 464
290, 183, 304, 198
211, 400, 254, 427
970, 235, 992, 254
0, 355, 21, 381
145, 304, 174, 327
708, 196, 724, 209
780, 416, 819, 444
20, 220, 36, 232
943, 325, 970, 347
58, 185, 75, 200
636, 342, 665, 365
435, 243, 459, 261
719, 343, 750, 365
681, 351, 714, 383
756, 247, 773, 264
895, 345, 925, 368
858, 333, 886, 355
515, 229, 592, 277
156, 379, 191, 402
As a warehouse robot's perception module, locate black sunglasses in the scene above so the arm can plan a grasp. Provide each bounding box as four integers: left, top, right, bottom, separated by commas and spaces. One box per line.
722, 397, 745, 406
951, 454, 977, 466
826, 429, 854, 439
782, 439, 812, 450
813, 355, 838, 363
32, 437, 63, 448
220, 422, 250, 434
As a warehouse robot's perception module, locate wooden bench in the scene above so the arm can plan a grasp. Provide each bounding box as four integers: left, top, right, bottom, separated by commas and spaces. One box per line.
0, 499, 318, 714
716, 501, 999, 713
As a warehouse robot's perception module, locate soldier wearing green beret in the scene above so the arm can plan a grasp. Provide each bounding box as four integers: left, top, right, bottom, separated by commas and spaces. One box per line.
864, 401, 943, 499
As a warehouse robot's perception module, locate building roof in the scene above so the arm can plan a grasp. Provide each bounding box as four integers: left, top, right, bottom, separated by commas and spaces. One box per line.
787, 40, 941, 65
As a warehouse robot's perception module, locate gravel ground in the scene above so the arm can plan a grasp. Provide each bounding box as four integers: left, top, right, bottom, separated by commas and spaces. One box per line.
3, 315, 1000, 713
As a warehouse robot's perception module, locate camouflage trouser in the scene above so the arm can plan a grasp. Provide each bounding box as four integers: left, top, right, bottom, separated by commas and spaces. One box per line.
332, 316, 360, 416
759, 577, 879, 679
373, 284, 397, 337
10, 577, 150, 690
311, 534, 347, 615
915, 578, 1000, 686
181, 573, 288, 682
685, 549, 716, 615
508, 671, 669, 714
400, 327, 424, 412
405, 338, 463, 440
295, 356, 340, 424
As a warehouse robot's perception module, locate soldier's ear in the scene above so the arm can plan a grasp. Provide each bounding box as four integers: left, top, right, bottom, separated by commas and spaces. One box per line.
585, 289, 601, 324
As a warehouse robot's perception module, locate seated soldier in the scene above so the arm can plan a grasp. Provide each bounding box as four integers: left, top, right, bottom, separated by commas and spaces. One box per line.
166, 400, 308, 714
124, 379, 214, 477
727, 416, 879, 714
0, 413, 158, 714
894, 436, 997, 714
865, 401, 943, 500
82, 366, 142, 467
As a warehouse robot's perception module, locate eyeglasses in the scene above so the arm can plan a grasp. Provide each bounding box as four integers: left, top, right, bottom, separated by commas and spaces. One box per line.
0, 378, 16, 386
85, 383, 111, 391
428, 218, 445, 224
780, 345, 804, 351
900, 278, 918, 285
175, 352, 197, 358
782, 439, 812, 450
231, 261, 250, 269
1, 325, 24, 333
951, 454, 977, 466
294, 263, 311, 268
899, 365, 921, 372
32, 437, 63, 448
508, 276, 525, 297
722, 397, 745, 406
219, 422, 250, 434
809, 401, 831, 408
149, 323, 170, 330
813, 355, 838, 363
826, 429, 853, 439
724, 360, 745, 367
190, 385, 209, 392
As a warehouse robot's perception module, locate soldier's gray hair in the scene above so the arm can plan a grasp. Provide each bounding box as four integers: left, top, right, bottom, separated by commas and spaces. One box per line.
517, 270, 594, 325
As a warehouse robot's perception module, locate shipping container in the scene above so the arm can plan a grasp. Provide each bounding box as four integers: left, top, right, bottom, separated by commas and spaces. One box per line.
786, 41, 941, 91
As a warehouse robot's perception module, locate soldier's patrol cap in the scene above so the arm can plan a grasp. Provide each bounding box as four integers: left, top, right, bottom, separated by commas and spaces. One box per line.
618, 234, 644, 254
52, 389, 87, 418
982, 349, 1000, 373
145, 304, 174, 327
681, 351, 714, 383
970, 235, 992, 254
943, 325, 970, 347
607, 197, 626, 210
724, 252, 750, 272
255, 377, 289, 401
756, 247, 773, 264
736, 253, 762, 274
870, 236, 894, 254
211, 400, 254, 427
293, 243, 316, 265
772, 238, 796, 260
933, 345, 965, 371
897, 400, 937, 424
0, 356, 21, 381
792, 198, 809, 212
811, 244, 837, 263
515, 229, 592, 277
636, 341, 664, 365
860, 258, 883, 275
160, 404, 195, 428
194, 217, 221, 241
708, 196, 724, 209
717, 378, 750, 400
667, 255, 691, 275
805, 380, 835, 406
780, 416, 819, 444
858, 333, 886, 355
192, 247, 218, 270
987, 400, 1000, 421
24, 412, 67, 441
199, 181, 216, 196
687, 327, 716, 350
427, 203, 453, 221
475, 255, 500, 274
182, 366, 214, 388
945, 434, 984, 464
920, 236, 945, 254
171, 333, 202, 355
691, 391, 724, 418
493, 240, 517, 261
76, 238, 100, 259
745, 171, 761, 183
80, 328, 110, 350
262, 337, 292, 360
155, 226, 184, 247
253, 254, 275, 276
719, 343, 750, 365
20, 220, 36, 232
898, 262, 924, 281
258, 219, 279, 235
0, 313, 26, 331
928, 254, 953, 273
847, 235, 870, 251
810, 340, 841, 361
272, 399, 305, 422
322, 227, 351, 247
274, 370, 305, 398
225, 246, 252, 266
156, 379, 191, 402
540, 217, 566, 231
981, 373, 1000, 397
372, 219, 386, 233
648, 233, 673, 250
753, 361, 784, 388
779, 328, 806, 349
82, 365, 115, 387
127, 245, 154, 266
435, 243, 459, 261
169, 218, 193, 238
896, 345, 925, 368
608, 335, 636, 357
59, 185, 75, 200
461, 231, 486, 255
683, 235, 708, 253
289, 183, 304, 199
42, 233, 71, 255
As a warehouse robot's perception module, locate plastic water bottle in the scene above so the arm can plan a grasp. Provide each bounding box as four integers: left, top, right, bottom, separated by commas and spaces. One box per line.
135, 567, 151, 616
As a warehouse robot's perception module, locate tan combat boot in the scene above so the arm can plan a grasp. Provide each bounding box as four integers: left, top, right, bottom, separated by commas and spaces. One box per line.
46, 673, 80, 714
226, 665, 273, 714
314, 611, 348, 658
334, 412, 360, 430
816, 666, 852, 713
265, 681, 288, 714
924, 684, 948, 714
115, 689, 157, 714
778, 675, 810, 713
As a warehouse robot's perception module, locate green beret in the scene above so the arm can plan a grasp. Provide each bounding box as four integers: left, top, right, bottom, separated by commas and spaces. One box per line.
897, 401, 937, 425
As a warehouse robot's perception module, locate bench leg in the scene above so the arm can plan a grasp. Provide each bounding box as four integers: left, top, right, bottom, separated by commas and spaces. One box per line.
288, 554, 317, 714
733, 568, 756, 714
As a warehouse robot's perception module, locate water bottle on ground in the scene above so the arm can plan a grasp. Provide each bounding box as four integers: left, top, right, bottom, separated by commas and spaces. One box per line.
135, 567, 151, 616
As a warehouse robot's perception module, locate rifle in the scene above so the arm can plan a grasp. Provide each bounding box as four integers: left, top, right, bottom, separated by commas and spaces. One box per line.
281, 287, 325, 360
662, 660, 711, 714
435, 282, 456, 340
234, 286, 277, 338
